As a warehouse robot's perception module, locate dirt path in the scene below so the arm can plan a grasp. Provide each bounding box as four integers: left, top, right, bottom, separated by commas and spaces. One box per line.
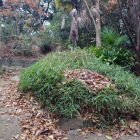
0, 71, 140, 140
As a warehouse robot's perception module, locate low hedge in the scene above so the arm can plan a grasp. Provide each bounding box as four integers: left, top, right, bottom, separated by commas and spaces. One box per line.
19, 49, 140, 123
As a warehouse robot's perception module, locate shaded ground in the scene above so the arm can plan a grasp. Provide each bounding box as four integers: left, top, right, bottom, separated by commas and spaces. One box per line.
0, 69, 140, 140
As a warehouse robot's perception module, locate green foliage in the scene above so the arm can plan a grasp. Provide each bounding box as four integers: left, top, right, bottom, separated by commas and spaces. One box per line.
38, 13, 73, 50
13, 35, 33, 56
46, 80, 90, 117
39, 29, 54, 47
78, 27, 95, 48
38, 14, 63, 51
19, 49, 140, 123
0, 24, 15, 43
101, 26, 127, 47
38, 29, 54, 53
88, 45, 135, 68
20, 36, 33, 56
87, 27, 135, 68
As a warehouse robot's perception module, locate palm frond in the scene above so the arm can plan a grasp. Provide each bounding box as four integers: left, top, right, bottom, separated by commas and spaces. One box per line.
101, 26, 127, 47
101, 26, 119, 47
114, 35, 127, 47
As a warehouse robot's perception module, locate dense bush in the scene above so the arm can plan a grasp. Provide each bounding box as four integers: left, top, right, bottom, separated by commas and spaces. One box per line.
88, 45, 135, 68
87, 27, 135, 68
101, 26, 127, 47
19, 49, 140, 123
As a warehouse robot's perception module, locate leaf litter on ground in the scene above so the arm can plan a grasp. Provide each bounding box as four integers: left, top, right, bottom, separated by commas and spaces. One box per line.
0, 72, 140, 139
64, 69, 115, 91
0, 73, 66, 140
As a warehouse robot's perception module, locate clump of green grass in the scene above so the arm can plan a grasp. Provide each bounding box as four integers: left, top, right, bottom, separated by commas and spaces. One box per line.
19, 49, 140, 123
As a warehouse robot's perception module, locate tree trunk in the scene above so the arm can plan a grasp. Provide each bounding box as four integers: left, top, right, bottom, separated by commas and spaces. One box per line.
128, 0, 140, 59
95, 0, 101, 47
83, 0, 101, 46
136, 18, 140, 60
128, 0, 140, 75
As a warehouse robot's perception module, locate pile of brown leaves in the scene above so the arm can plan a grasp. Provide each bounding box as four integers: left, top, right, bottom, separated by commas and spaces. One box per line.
0, 75, 66, 140
64, 69, 114, 91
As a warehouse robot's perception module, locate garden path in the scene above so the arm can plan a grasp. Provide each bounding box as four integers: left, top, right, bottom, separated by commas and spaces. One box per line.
0, 74, 22, 140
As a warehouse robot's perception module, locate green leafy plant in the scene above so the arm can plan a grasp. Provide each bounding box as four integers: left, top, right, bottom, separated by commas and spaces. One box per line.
101, 26, 127, 47
88, 45, 135, 68
87, 27, 135, 68
19, 49, 140, 124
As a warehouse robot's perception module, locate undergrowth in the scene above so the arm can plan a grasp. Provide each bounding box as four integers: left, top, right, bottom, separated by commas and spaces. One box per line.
19, 49, 140, 124
86, 27, 135, 69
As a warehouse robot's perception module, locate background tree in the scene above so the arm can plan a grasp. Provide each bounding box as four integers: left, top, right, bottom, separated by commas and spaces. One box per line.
127, 0, 140, 56
0, 0, 56, 57
83, 0, 101, 46
54, 0, 119, 47
54, 0, 100, 46
127, 0, 140, 73
0, 0, 54, 34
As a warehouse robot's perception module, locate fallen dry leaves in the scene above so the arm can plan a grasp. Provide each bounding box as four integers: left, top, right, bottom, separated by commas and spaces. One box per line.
77, 121, 140, 139
0, 74, 66, 140
64, 69, 114, 91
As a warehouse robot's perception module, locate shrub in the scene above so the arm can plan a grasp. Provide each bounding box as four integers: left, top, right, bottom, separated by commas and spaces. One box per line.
12, 36, 33, 56
19, 49, 140, 123
86, 27, 135, 69
101, 26, 127, 47
87, 45, 135, 68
